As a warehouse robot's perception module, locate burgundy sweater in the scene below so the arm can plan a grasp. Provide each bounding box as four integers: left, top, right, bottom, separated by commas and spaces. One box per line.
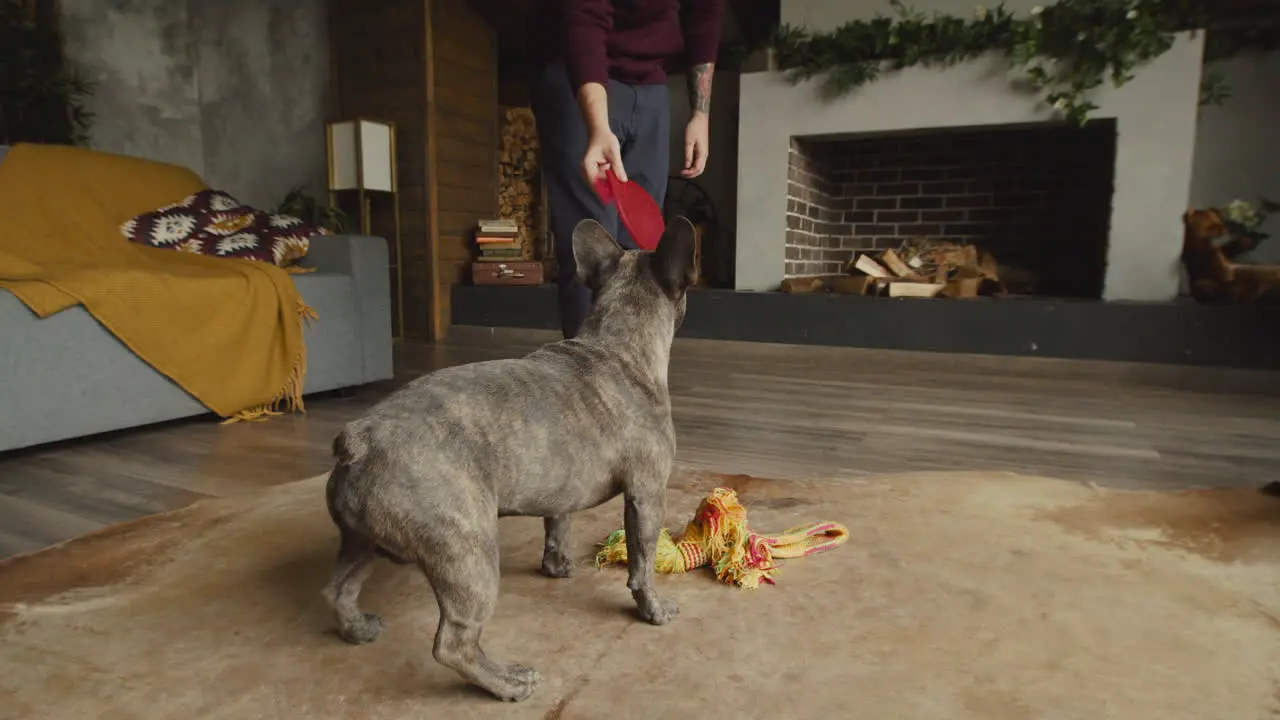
535, 0, 724, 91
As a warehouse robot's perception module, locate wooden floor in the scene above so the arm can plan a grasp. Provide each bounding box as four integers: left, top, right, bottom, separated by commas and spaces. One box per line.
2, 327, 1278, 559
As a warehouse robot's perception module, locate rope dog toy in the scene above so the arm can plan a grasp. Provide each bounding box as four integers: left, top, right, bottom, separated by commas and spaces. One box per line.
594, 487, 849, 589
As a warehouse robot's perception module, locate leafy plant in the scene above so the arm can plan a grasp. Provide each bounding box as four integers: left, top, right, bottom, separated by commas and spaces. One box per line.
274, 186, 350, 234
1218, 197, 1279, 246
1198, 66, 1230, 106
0, 0, 94, 145
769, 0, 1280, 126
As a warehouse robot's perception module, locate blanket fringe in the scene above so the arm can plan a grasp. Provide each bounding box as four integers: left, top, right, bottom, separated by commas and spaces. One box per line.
594, 487, 849, 589
298, 298, 319, 326
221, 297, 315, 424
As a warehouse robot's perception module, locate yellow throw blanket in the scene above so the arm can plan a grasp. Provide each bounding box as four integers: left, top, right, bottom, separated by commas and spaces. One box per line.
0, 143, 312, 421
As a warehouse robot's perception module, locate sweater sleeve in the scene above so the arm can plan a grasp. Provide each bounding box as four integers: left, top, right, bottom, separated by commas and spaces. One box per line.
561, 0, 614, 91
681, 0, 723, 67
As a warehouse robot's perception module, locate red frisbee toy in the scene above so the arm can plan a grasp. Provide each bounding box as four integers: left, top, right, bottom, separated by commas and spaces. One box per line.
593, 168, 665, 251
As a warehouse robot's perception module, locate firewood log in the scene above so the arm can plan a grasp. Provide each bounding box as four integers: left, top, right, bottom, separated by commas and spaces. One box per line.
780, 276, 827, 293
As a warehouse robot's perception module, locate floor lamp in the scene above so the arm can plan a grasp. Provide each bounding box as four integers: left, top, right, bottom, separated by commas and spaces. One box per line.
326, 118, 404, 339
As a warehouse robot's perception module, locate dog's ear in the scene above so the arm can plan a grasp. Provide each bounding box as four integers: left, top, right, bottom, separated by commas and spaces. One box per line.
650, 216, 697, 300
572, 219, 624, 291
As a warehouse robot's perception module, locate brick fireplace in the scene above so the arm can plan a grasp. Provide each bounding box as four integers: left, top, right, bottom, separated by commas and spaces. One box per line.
738, 34, 1205, 302
784, 122, 1117, 298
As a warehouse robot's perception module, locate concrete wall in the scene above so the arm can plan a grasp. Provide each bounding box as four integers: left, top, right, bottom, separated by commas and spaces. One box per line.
60, 0, 331, 210
783, 0, 1045, 29
1189, 51, 1280, 264
736, 34, 1205, 300
777, 0, 1280, 276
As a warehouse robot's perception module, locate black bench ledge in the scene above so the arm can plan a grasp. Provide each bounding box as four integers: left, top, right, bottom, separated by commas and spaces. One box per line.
451, 284, 1280, 371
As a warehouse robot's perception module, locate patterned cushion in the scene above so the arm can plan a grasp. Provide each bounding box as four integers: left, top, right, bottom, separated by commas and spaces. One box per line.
121, 189, 325, 266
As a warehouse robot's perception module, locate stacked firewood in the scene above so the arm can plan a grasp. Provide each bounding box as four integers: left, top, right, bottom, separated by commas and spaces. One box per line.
781, 239, 1027, 298
497, 106, 543, 258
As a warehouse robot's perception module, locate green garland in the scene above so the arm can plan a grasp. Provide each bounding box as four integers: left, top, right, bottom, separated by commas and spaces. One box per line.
769, 0, 1280, 125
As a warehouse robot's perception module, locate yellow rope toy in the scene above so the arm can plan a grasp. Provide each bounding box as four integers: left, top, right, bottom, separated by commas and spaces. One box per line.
594, 487, 850, 589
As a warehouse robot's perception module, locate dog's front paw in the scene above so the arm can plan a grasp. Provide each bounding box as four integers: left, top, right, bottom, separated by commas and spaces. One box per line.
644, 597, 679, 626
337, 612, 384, 645
540, 549, 575, 579
633, 590, 679, 626
490, 663, 542, 702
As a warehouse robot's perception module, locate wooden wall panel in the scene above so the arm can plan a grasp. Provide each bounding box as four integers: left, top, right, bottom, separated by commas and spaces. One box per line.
429, 0, 499, 339
435, 109, 492, 144
329, 0, 499, 342
329, 0, 432, 340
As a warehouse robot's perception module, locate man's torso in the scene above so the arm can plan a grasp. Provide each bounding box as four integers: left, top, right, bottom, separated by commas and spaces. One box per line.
534, 0, 685, 86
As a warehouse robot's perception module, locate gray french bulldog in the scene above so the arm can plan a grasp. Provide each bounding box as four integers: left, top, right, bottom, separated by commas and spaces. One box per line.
321, 216, 698, 702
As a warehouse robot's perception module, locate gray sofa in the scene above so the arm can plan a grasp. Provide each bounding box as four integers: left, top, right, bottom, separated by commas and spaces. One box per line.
0, 146, 394, 453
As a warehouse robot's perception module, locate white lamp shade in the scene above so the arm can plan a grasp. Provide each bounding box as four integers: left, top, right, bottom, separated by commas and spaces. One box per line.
328, 120, 394, 192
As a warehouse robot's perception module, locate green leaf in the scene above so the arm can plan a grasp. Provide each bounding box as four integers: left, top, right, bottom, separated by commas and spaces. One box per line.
766, 0, 1267, 122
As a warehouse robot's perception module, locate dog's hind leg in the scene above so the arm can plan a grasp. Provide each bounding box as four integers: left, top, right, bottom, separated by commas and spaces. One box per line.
321, 525, 384, 645
422, 520, 542, 702
540, 514, 574, 578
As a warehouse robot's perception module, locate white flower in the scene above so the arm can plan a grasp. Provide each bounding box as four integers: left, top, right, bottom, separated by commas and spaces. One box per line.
1126, 9, 1138, 19
974, 5, 988, 20
1053, 98, 1068, 110
1224, 199, 1260, 228
1030, 6, 1043, 15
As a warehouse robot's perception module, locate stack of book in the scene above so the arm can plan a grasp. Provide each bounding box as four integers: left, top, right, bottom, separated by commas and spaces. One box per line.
474, 218, 524, 262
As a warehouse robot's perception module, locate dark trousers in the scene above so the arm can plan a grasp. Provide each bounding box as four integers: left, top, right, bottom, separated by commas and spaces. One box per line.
531, 63, 670, 339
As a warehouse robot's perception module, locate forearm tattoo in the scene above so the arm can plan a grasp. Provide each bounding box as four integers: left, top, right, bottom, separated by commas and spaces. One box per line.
687, 62, 714, 114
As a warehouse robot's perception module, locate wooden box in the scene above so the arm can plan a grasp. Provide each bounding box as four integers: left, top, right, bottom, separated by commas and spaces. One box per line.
471, 260, 545, 286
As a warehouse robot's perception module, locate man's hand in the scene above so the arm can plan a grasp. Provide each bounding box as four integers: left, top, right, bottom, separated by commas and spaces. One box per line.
682, 61, 714, 178
576, 81, 627, 186
682, 113, 709, 178
583, 127, 627, 186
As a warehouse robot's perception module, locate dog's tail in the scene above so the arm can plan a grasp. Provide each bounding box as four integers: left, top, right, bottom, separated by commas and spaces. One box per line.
326, 423, 369, 529
326, 424, 414, 567
332, 422, 371, 466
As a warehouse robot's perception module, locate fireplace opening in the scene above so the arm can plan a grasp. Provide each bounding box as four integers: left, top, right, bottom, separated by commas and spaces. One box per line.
785, 121, 1118, 299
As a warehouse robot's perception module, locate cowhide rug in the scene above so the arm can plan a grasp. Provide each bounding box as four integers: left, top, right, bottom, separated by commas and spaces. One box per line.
1, 469, 1276, 719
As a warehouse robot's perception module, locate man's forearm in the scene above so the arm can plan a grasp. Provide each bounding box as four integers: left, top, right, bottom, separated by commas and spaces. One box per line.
687, 62, 714, 115
681, 0, 722, 115
576, 82, 611, 135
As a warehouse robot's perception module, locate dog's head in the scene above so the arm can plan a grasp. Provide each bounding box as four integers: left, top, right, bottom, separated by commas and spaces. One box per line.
571, 216, 698, 334
1183, 208, 1228, 240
